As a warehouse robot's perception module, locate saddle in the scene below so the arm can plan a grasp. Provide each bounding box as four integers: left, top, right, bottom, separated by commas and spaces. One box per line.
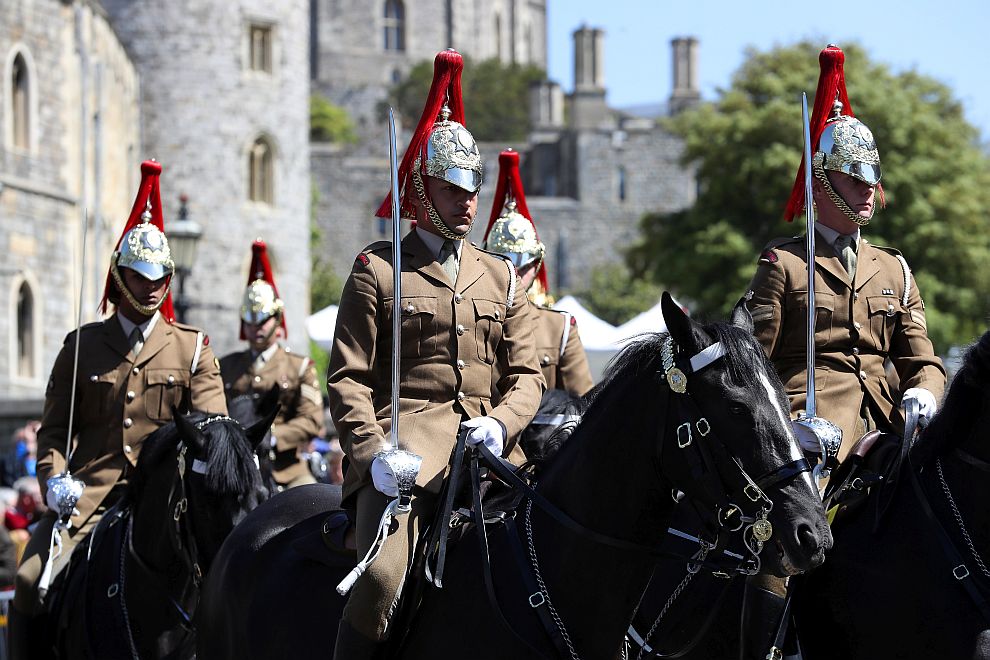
823, 429, 903, 530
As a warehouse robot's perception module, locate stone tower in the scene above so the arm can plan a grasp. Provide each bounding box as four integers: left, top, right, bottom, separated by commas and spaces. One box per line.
100, 0, 311, 355
669, 36, 700, 114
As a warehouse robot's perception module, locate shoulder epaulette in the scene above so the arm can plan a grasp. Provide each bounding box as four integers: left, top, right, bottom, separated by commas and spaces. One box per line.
867, 241, 912, 306
474, 246, 516, 307
65, 321, 103, 343
758, 236, 803, 265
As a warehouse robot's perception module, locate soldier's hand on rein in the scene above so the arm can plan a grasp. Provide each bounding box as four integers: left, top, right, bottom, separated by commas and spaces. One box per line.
902, 387, 937, 420
461, 416, 506, 457
370, 457, 400, 497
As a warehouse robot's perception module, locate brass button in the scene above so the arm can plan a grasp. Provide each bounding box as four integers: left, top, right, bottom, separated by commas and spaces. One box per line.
853, 322, 862, 330
454, 294, 463, 304
254, 375, 262, 383
89, 375, 98, 382
494, 310, 500, 320
405, 304, 415, 313
854, 292, 860, 300
124, 445, 133, 454
167, 375, 175, 385
456, 359, 465, 370
123, 418, 133, 429
456, 391, 466, 401
456, 324, 465, 335
859, 371, 867, 380
132, 367, 140, 376
852, 347, 859, 355
126, 390, 136, 402
542, 355, 551, 365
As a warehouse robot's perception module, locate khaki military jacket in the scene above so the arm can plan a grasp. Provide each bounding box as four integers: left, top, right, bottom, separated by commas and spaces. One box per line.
529, 302, 594, 396
327, 230, 545, 501
37, 315, 227, 526
746, 233, 946, 459
220, 345, 323, 485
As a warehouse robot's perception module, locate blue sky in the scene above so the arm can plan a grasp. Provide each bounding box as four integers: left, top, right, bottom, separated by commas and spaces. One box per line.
546, 0, 990, 142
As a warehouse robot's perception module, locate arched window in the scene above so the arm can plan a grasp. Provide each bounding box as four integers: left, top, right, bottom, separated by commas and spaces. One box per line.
11, 52, 30, 150
15, 281, 35, 379
248, 136, 274, 204
618, 165, 627, 202
383, 0, 405, 52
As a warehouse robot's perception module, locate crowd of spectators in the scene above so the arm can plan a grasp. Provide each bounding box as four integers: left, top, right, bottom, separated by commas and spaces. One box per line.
0, 421, 44, 589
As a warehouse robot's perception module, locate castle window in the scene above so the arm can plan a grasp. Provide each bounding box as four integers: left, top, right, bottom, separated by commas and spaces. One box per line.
248, 23, 273, 73
618, 166, 627, 202
383, 0, 405, 52
11, 53, 30, 150
15, 281, 35, 379
248, 137, 274, 204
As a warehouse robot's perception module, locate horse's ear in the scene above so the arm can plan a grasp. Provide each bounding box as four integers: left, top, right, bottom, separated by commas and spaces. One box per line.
245, 401, 281, 451
661, 292, 699, 352
730, 296, 754, 334
260, 385, 281, 416
172, 407, 207, 452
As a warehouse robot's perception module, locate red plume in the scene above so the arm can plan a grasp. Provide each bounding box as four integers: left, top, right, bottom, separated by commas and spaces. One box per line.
376, 49, 466, 220
100, 160, 176, 322
483, 149, 548, 293
240, 239, 287, 339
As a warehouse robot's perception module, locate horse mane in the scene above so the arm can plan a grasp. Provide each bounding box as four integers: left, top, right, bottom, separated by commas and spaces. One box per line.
911, 329, 990, 464
128, 411, 261, 500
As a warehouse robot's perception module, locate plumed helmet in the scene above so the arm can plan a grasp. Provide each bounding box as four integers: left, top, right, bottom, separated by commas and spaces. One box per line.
784, 45, 885, 226
376, 49, 483, 240
483, 150, 548, 298
239, 239, 286, 339
100, 160, 176, 321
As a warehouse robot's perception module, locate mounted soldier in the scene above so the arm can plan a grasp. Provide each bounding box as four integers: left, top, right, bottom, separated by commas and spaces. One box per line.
10, 160, 227, 658
220, 239, 323, 491
741, 44, 947, 658
483, 149, 594, 398
325, 49, 544, 659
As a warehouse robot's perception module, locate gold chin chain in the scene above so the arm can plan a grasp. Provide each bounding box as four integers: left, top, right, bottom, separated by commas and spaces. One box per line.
411, 160, 471, 241
813, 164, 872, 227
110, 260, 172, 316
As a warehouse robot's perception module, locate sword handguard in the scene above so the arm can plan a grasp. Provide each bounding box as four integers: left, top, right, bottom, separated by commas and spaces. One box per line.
373, 448, 422, 513
795, 414, 842, 480
46, 472, 85, 525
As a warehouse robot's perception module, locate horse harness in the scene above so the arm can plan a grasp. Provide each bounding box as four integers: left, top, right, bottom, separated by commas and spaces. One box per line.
426, 336, 811, 660
91, 414, 236, 658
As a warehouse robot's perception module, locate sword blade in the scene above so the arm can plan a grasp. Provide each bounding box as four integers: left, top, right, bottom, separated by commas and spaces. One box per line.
802, 93, 818, 419
388, 108, 401, 451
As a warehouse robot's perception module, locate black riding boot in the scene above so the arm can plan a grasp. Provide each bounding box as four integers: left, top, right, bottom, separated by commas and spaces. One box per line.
739, 580, 788, 660
332, 619, 384, 660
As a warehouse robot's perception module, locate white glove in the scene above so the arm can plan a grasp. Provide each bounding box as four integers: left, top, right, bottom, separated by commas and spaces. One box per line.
791, 419, 824, 453
902, 387, 937, 419
45, 487, 60, 512
369, 456, 399, 497
461, 416, 506, 457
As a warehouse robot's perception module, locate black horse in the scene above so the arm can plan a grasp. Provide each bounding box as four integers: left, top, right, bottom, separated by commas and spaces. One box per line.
792, 330, 990, 660
40, 409, 273, 659
197, 294, 831, 659
227, 389, 280, 496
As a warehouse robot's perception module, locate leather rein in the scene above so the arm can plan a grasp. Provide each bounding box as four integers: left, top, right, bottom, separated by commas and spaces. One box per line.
426, 336, 811, 660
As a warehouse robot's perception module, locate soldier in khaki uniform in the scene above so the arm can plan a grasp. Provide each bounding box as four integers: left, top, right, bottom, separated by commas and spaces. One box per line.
483, 149, 594, 397
327, 50, 544, 659
220, 240, 323, 490
740, 45, 946, 658
11, 160, 227, 656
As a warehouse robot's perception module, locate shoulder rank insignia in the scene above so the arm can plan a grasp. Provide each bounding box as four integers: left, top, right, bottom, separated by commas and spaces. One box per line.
203, 334, 210, 346
882, 288, 894, 296
355, 253, 370, 268
570, 316, 577, 327
759, 249, 779, 264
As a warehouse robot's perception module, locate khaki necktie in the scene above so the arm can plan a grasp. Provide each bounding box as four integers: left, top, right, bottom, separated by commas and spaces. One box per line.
439, 239, 459, 284
129, 327, 145, 357
835, 234, 857, 280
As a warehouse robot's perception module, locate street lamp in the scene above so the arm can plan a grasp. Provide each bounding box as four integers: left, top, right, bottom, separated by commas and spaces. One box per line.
167, 194, 202, 323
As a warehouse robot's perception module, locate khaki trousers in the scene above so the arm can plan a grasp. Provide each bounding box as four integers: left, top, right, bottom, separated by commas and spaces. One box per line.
341, 485, 437, 641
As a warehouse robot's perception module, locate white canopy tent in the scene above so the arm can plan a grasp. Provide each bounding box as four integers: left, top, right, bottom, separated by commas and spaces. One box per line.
613, 299, 671, 345
306, 304, 338, 351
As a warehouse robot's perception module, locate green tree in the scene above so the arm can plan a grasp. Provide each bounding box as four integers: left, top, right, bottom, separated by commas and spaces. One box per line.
629, 41, 990, 352
574, 263, 662, 326
386, 57, 545, 142
311, 94, 358, 144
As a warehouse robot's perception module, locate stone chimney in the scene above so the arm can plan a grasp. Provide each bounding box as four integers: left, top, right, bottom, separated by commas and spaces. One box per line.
530, 80, 564, 129
669, 36, 700, 114
570, 25, 609, 130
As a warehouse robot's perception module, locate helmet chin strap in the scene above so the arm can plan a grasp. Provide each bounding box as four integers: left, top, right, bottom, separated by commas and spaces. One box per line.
813, 165, 873, 227
411, 165, 473, 241
110, 260, 172, 316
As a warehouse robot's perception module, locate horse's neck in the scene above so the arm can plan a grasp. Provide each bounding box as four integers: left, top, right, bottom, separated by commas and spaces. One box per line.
933, 451, 990, 561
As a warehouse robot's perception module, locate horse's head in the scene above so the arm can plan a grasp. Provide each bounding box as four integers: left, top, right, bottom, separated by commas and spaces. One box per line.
226, 387, 281, 494
656, 293, 831, 576
913, 329, 990, 467
129, 408, 275, 573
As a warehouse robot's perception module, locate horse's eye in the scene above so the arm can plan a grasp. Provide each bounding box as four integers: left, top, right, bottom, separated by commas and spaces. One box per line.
728, 404, 747, 415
